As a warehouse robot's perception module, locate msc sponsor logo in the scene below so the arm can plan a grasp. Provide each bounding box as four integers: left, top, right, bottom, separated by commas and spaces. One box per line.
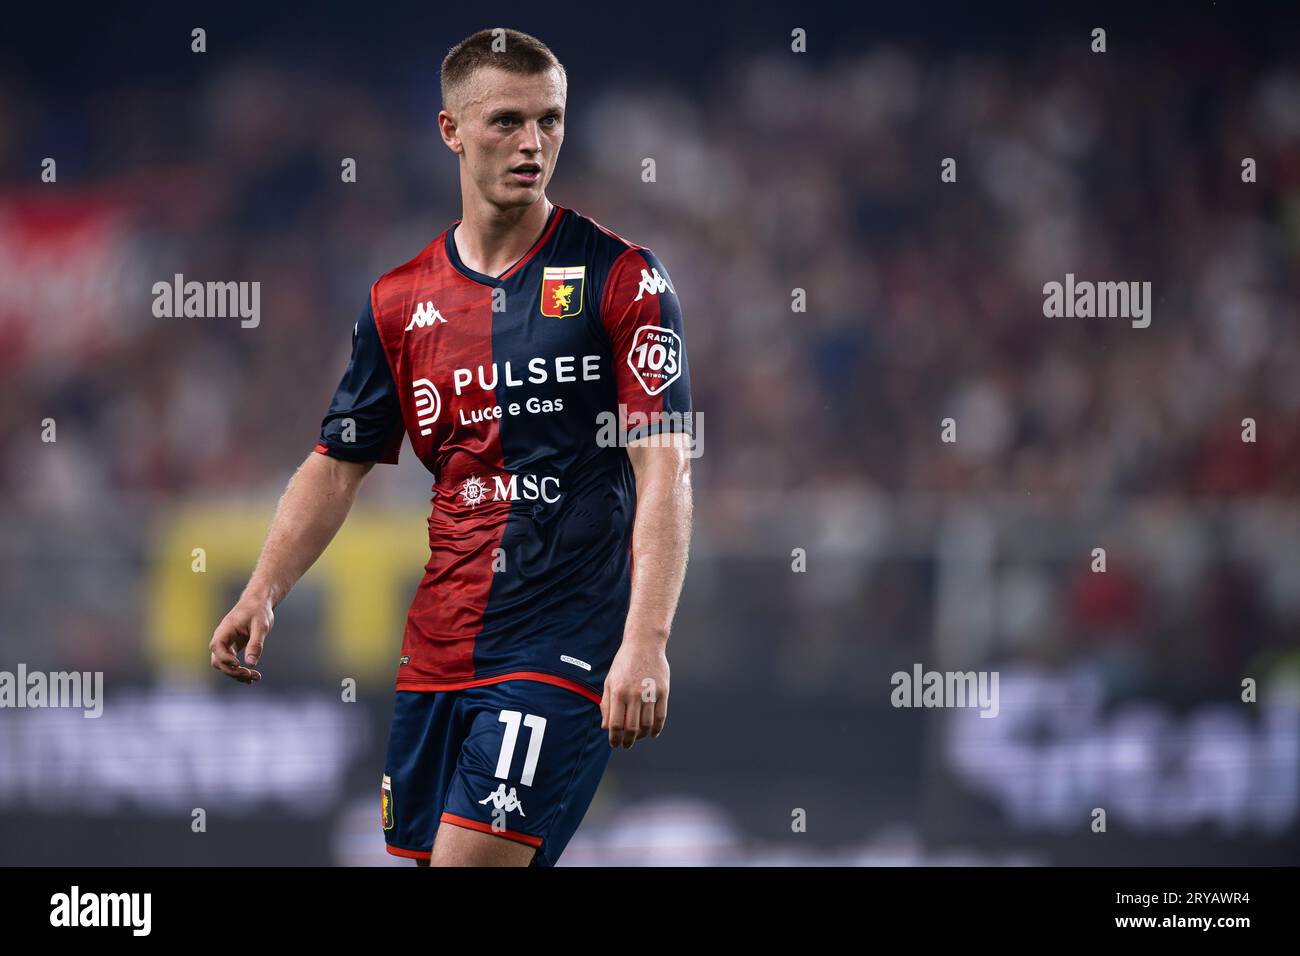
459, 476, 490, 508
458, 474, 562, 508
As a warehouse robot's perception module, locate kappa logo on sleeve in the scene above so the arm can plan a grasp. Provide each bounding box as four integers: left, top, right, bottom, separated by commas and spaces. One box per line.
626, 325, 683, 395
632, 267, 674, 302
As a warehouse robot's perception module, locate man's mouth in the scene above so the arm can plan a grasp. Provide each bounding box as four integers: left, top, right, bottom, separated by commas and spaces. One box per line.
510, 163, 541, 183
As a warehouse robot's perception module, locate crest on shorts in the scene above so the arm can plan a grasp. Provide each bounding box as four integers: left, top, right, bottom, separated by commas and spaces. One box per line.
540, 266, 585, 318
381, 773, 394, 830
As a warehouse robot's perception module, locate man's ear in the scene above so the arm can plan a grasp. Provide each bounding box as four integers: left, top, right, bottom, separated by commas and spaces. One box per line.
437, 109, 463, 155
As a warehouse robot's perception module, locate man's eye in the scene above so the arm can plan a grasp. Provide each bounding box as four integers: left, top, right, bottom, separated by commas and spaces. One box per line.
496, 117, 517, 128
541, 115, 558, 127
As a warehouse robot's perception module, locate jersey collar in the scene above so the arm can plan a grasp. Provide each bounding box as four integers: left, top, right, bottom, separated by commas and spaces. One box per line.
444, 204, 564, 287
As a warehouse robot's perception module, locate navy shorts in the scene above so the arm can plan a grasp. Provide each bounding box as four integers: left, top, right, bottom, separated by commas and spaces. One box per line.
381, 679, 612, 866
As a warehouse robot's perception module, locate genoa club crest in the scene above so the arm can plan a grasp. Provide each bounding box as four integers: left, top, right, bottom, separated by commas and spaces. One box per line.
540, 265, 585, 318
382, 774, 394, 830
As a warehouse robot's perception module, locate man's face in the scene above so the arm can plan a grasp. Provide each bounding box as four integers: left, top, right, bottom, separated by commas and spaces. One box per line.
443, 65, 566, 210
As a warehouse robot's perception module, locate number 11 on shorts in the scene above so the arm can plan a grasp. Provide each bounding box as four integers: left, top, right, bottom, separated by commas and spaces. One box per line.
495, 710, 547, 786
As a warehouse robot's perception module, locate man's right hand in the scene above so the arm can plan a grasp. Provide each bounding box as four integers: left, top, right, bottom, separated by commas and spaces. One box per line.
205, 452, 373, 686
209, 593, 274, 684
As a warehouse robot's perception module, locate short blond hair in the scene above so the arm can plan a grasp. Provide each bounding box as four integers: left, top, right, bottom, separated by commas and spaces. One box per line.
441, 29, 566, 110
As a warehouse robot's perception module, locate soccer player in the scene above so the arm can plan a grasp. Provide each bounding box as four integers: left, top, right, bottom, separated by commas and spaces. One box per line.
208, 28, 694, 867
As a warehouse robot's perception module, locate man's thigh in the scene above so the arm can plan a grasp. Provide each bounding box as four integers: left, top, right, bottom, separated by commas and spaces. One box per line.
426, 819, 537, 866
382, 689, 463, 862
435, 679, 612, 867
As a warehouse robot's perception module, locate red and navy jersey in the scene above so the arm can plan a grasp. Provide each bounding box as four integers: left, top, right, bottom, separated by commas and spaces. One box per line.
315, 205, 692, 705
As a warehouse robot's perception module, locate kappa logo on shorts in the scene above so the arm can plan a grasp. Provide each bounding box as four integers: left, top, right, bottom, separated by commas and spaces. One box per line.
478, 783, 526, 817
381, 774, 394, 830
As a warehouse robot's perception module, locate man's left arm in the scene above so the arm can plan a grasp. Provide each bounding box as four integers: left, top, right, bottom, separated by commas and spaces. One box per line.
596, 245, 695, 749
602, 435, 693, 748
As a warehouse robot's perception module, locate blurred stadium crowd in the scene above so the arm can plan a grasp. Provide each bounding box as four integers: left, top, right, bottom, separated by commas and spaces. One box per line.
3, 33, 1298, 667
1, 12, 1298, 863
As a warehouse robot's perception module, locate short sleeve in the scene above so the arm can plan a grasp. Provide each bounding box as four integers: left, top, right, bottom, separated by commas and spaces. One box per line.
599, 247, 693, 440
314, 297, 405, 464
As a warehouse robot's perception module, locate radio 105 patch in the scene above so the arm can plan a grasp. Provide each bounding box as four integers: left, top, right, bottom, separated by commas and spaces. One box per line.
626, 325, 682, 396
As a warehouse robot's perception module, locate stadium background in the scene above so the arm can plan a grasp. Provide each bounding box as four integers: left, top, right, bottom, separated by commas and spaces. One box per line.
2, 1, 1299, 865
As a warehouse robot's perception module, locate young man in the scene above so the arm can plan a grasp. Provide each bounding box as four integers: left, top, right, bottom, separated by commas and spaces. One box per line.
208, 28, 694, 867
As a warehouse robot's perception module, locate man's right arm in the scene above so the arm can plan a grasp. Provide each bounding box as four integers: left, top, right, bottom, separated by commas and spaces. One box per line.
208, 453, 374, 682
209, 295, 406, 684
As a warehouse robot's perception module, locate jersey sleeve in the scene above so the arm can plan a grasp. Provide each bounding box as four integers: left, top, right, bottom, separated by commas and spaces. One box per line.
314, 297, 405, 464
598, 246, 694, 440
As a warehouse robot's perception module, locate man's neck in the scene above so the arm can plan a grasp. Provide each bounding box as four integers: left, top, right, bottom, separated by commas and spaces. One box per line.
454, 195, 554, 279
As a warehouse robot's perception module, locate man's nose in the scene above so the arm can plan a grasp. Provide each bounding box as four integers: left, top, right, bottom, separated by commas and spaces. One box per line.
519, 121, 543, 152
